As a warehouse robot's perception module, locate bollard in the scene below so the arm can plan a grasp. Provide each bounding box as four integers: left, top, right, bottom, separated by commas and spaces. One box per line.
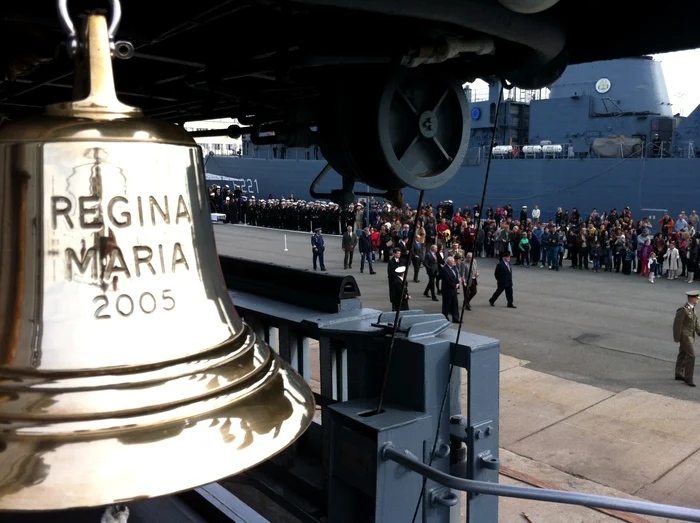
284, 235, 288, 252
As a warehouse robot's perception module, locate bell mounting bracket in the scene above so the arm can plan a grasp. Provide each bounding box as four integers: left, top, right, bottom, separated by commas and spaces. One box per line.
57, 0, 134, 59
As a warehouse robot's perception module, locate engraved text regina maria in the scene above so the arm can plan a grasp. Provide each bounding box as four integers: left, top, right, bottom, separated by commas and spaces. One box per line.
51, 194, 192, 281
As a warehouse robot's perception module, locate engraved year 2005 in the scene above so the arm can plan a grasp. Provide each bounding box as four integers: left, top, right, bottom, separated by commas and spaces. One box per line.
93, 290, 175, 319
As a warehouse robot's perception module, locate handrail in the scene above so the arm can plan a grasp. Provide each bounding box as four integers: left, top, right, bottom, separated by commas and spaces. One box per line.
381, 444, 700, 522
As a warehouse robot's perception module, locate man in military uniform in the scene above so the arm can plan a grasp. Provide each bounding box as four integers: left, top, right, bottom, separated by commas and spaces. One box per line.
311, 227, 327, 272
673, 290, 700, 387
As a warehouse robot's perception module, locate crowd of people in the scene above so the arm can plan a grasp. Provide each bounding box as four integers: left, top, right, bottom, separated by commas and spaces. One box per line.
208, 179, 700, 392
210, 183, 700, 360
208, 182, 700, 287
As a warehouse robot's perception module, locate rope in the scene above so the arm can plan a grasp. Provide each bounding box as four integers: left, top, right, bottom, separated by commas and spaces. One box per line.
375, 189, 426, 414
410, 85, 505, 522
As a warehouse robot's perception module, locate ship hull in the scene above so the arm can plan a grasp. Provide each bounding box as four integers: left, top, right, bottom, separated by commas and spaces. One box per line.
205, 156, 699, 222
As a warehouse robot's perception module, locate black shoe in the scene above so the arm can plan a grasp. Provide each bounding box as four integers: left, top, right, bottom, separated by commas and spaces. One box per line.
423, 292, 429, 297
432, 297, 438, 302
321, 268, 327, 272
507, 304, 517, 308
676, 375, 684, 381
489, 300, 495, 307
370, 271, 376, 275
687, 382, 697, 387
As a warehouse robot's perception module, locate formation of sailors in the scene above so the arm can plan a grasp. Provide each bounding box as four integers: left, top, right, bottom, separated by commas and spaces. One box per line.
208, 184, 343, 234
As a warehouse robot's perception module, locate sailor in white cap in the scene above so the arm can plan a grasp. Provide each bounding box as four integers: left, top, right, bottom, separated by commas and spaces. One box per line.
390, 266, 410, 312
519, 205, 528, 227
673, 289, 700, 387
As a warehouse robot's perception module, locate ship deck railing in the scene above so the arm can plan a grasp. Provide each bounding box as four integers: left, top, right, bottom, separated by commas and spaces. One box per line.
465, 140, 697, 165
206, 139, 698, 166
465, 86, 550, 104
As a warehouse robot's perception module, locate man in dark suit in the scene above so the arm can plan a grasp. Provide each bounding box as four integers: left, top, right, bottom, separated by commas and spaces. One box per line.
423, 244, 439, 301
489, 253, 516, 308
387, 247, 402, 283
411, 239, 424, 283
358, 227, 376, 274
341, 226, 357, 269
440, 255, 461, 323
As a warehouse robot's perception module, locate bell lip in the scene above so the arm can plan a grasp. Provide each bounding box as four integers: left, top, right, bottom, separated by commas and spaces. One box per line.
0, 114, 195, 146
0, 335, 277, 423
0, 355, 316, 511
1, 351, 280, 435
0, 325, 254, 388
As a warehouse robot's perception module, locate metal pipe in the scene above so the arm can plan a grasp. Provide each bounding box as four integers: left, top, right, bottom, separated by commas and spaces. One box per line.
146, 100, 203, 118
138, 2, 252, 51
293, 0, 565, 63
131, 52, 205, 68
215, 55, 394, 83
189, 125, 252, 138
381, 445, 700, 522
0, 102, 43, 108
402, 37, 495, 67
12, 78, 177, 102
0, 71, 71, 102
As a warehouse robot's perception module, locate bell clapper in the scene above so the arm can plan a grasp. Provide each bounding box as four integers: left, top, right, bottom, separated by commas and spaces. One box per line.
101, 504, 130, 523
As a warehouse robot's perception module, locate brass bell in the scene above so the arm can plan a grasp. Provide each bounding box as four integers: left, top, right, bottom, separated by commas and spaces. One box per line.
0, 8, 314, 511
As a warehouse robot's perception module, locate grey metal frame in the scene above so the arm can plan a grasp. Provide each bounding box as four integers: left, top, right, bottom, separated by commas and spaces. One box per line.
229, 277, 502, 521
224, 258, 700, 523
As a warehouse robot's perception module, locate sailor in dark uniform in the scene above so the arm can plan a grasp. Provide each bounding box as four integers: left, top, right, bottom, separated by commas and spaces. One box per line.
311, 227, 327, 271
673, 289, 700, 386
390, 266, 410, 312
